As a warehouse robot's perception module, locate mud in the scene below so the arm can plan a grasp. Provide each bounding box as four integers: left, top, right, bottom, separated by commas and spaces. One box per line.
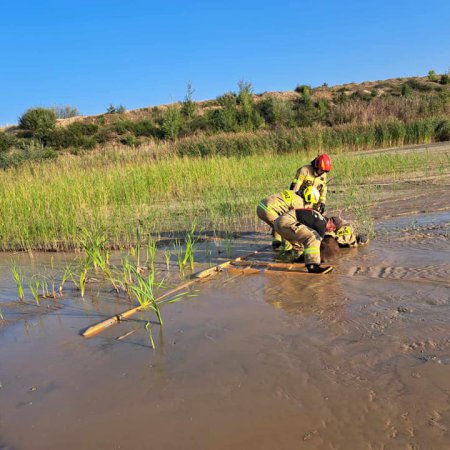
1, 169, 450, 448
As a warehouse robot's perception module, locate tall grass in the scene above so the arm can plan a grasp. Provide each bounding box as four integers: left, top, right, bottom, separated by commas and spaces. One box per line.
0, 120, 449, 250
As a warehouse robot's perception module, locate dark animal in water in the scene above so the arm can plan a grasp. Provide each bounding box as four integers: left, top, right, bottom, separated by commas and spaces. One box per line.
320, 236, 340, 263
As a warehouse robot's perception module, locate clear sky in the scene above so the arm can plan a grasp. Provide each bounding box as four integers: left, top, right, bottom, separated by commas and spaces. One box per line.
1, 0, 449, 125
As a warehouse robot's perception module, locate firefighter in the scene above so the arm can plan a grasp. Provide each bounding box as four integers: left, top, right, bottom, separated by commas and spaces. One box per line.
273, 208, 341, 273
257, 187, 320, 249
325, 221, 369, 247
290, 153, 331, 214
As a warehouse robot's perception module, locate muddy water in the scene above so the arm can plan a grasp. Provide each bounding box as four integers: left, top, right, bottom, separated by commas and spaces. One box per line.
1, 212, 450, 449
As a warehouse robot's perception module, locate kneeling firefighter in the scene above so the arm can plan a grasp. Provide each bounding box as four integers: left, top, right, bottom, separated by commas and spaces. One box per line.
257, 187, 320, 249
274, 208, 341, 273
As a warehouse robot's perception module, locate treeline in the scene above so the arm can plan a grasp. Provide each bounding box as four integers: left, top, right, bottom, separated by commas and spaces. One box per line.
1, 76, 450, 168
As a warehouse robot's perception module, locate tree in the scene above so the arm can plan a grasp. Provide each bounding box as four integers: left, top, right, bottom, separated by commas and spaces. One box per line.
162, 106, 183, 139
181, 82, 196, 120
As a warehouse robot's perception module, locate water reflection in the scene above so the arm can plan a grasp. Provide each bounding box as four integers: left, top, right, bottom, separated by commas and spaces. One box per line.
263, 270, 348, 324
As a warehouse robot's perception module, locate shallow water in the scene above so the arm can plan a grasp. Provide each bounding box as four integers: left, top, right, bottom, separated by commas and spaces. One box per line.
0, 212, 449, 449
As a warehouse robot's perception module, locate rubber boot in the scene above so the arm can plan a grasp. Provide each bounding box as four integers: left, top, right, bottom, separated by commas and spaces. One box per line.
272, 239, 282, 250
306, 264, 333, 274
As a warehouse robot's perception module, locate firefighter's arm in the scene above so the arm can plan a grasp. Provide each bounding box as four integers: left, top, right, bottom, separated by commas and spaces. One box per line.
292, 168, 307, 193
319, 179, 327, 204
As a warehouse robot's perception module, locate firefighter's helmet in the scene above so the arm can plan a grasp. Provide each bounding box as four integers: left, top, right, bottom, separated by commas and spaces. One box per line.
314, 153, 332, 172
303, 186, 320, 204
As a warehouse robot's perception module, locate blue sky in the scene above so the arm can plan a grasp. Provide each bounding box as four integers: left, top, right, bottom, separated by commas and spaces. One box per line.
1, 0, 449, 125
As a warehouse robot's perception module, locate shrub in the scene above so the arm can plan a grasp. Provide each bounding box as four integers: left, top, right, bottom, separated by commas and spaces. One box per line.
132, 120, 160, 138
114, 120, 134, 135
294, 85, 311, 95
440, 74, 450, 85
18, 108, 57, 134
428, 70, 438, 82
217, 92, 237, 107
257, 97, 295, 127
0, 132, 16, 153
67, 122, 98, 136
407, 79, 433, 92
47, 124, 98, 150
435, 120, 450, 141
401, 83, 412, 97
120, 134, 140, 147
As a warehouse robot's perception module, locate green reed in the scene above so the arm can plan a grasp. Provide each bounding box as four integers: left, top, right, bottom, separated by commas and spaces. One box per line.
145, 320, 156, 349
164, 250, 171, 272
11, 265, 25, 302
146, 237, 157, 272
29, 276, 41, 305
129, 267, 164, 325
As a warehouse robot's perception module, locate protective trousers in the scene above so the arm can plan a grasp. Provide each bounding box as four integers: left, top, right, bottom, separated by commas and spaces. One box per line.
256, 204, 282, 242
274, 211, 322, 265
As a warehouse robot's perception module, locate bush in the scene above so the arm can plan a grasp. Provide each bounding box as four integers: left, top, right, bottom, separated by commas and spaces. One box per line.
294, 85, 311, 95
132, 120, 160, 137
440, 74, 450, 85
428, 70, 438, 82
435, 120, 450, 141
401, 83, 412, 97
406, 79, 433, 92
47, 124, 98, 150
18, 108, 57, 134
67, 122, 98, 136
0, 132, 16, 153
120, 135, 140, 147
257, 98, 295, 127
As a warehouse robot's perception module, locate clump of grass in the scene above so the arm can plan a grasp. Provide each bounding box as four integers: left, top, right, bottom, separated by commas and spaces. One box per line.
129, 267, 163, 325
146, 237, 157, 272
59, 265, 72, 295
164, 250, 171, 272
11, 265, 25, 302
29, 276, 41, 305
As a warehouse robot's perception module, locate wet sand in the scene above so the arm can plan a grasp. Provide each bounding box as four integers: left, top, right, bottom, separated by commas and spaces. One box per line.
1, 157, 450, 449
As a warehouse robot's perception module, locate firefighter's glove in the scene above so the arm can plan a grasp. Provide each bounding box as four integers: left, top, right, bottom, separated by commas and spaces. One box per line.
318, 203, 326, 214
356, 233, 369, 245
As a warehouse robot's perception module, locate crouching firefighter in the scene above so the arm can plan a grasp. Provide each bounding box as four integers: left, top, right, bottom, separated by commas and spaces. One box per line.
290, 153, 331, 214
273, 208, 341, 273
257, 187, 320, 249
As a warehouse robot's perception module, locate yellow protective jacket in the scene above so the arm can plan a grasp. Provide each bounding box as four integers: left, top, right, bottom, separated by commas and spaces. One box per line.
258, 190, 305, 216
326, 223, 358, 247
291, 164, 327, 204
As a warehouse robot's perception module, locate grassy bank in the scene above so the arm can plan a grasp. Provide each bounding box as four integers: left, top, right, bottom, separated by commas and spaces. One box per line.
1, 137, 449, 251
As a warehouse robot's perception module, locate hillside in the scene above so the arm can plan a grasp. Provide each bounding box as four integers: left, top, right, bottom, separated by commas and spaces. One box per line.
1, 73, 449, 168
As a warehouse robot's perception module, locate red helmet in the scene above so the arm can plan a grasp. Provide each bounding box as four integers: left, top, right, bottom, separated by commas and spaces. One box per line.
314, 153, 332, 172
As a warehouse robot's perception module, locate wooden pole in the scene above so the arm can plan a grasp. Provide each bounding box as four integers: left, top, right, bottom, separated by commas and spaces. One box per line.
81, 245, 270, 338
